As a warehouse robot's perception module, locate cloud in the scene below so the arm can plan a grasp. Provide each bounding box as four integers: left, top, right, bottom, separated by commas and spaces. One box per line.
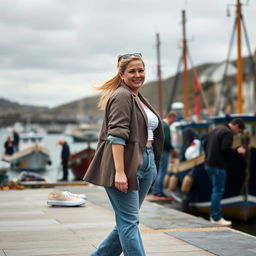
0, 0, 255, 107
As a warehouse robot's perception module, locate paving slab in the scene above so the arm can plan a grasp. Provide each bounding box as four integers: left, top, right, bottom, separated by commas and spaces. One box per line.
80, 185, 256, 256
170, 229, 256, 256
1, 185, 252, 256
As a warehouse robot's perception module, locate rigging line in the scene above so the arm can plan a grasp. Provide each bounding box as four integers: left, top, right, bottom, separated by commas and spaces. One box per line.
241, 14, 256, 112
241, 14, 255, 67
216, 15, 237, 115
187, 49, 211, 115
166, 53, 183, 115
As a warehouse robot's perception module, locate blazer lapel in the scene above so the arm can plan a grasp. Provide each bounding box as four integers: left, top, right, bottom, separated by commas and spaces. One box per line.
120, 82, 148, 126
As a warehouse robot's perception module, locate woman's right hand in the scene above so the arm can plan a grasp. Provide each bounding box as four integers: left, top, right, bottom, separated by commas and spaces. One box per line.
115, 172, 128, 193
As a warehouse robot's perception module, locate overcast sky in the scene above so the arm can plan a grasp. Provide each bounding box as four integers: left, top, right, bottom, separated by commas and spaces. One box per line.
0, 0, 255, 108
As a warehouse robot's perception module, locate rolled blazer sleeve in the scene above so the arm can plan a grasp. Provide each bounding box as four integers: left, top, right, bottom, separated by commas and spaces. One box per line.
107, 92, 132, 142
107, 135, 126, 145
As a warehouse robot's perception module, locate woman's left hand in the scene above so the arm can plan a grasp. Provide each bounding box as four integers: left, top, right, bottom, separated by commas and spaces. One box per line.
115, 172, 128, 193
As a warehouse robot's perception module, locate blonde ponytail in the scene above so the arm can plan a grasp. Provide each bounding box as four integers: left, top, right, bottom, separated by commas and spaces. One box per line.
97, 74, 121, 110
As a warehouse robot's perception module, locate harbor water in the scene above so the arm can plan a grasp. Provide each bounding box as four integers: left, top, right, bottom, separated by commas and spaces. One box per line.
0, 128, 97, 182
1, 128, 256, 238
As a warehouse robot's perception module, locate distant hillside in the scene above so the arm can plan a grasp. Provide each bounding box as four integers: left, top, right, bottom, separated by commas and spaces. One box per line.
0, 98, 50, 127
50, 93, 103, 121
0, 97, 48, 113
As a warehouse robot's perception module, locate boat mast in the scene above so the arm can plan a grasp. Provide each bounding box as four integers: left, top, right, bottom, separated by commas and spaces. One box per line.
236, 0, 243, 113
166, 9, 210, 119
216, 0, 255, 114
156, 33, 163, 119
182, 10, 190, 120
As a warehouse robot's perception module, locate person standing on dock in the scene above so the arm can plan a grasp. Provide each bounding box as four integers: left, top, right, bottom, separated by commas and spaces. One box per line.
204, 118, 246, 226
153, 111, 177, 199
12, 129, 20, 152
83, 53, 164, 256
4, 136, 14, 155
58, 140, 70, 182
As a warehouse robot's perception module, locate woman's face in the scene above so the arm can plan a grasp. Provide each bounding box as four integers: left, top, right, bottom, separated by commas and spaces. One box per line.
120, 60, 145, 94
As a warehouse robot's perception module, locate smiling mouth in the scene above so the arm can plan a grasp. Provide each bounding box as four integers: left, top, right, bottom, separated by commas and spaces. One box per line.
133, 80, 142, 83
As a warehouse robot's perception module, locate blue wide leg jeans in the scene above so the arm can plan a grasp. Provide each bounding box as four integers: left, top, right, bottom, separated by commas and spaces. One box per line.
91, 147, 157, 256
205, 164, 227, 221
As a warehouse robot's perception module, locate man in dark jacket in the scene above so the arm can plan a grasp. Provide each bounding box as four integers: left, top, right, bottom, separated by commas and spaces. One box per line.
204, 118, 246, 226
12, 129, 20, 152
153, 111, 178, 198
58, 140, 70, 181
4, 136, 14, 155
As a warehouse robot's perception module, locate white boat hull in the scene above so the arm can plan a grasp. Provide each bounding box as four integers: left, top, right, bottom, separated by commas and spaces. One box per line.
3, 145, 51, 171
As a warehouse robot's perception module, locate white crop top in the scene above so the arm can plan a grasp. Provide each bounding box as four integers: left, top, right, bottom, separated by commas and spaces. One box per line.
144, 108, 159, 141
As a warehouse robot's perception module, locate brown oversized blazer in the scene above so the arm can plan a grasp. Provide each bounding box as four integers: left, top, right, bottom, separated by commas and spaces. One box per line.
83, 83, 164, 190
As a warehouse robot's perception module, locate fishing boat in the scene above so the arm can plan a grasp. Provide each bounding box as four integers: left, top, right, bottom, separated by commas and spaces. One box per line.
166, 2, 256, 221
71, 129, 99, 143
2, 131, 51, 171
68, 147, 95, 180
167, 114, 256, 221
46, 124, 64, 134
0, 159, 10, 172
0, 160, 10, 186
68, 125, 97, 180
70, 123, 99, 143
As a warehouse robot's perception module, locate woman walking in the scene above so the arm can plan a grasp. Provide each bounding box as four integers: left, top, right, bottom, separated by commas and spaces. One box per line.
84, 53, 164, 255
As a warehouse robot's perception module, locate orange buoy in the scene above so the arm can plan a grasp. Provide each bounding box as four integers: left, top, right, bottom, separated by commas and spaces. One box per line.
181, 172, 193, 193
168, 174, 178, 191
163, 174, 170, 188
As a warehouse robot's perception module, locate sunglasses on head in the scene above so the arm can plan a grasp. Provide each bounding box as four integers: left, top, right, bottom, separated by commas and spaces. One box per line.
118, 53, 142, 62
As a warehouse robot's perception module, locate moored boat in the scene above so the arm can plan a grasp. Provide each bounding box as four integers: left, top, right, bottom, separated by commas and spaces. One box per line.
2, 131, 51, 171
71, 130, 99, 143
70, 123, 100, 143
165, 1, 256, 221
167, 114, 256, 221
68, 147, 95, 180
0, 160, 10, 186
46, 124, 64, 134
